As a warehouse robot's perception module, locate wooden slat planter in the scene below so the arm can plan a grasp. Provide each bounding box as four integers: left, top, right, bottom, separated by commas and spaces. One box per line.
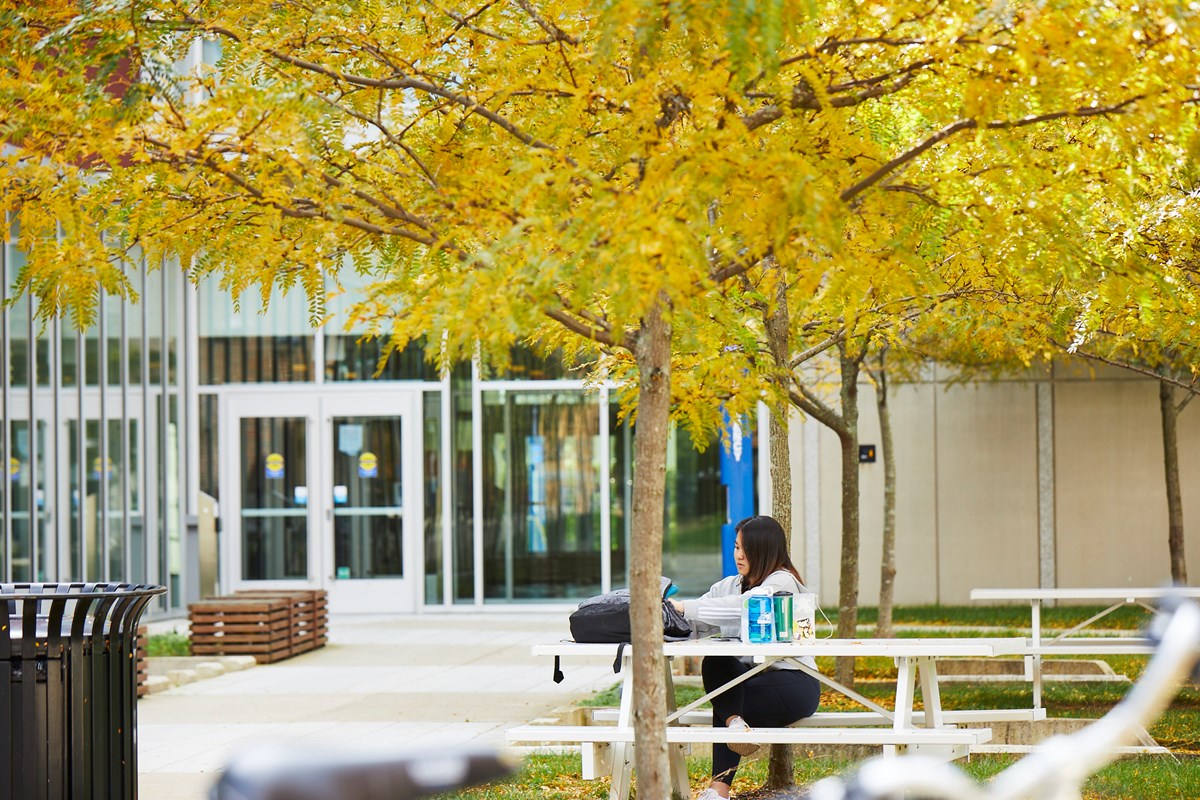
233, 590, 329, 657
188, 590, 329, 664
189, 596, 294, 664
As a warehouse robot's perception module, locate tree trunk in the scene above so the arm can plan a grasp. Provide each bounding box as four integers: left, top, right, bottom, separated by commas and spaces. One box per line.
875, 358, 897, 638
834, 344, 861, 686
629, 302, 676, 799
764, 264, 796, 789
1159, 380, 1188, 584
764, 267, 793, 546
763, 409, 796, 789
768, 407, 793, 547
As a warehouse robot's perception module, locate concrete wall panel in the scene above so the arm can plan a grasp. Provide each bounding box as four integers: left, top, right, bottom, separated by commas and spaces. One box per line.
887, 382, 941, 605
934, 382, 1040, 602
1053, 380, 1197, 587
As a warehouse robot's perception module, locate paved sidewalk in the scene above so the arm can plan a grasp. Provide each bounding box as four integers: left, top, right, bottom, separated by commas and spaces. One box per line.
138, 611, 613, 800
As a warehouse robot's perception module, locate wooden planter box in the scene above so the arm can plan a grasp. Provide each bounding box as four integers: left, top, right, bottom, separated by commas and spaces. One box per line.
189, 596, 294, 663
233, 589, 329, 656
188, 590, 328, 664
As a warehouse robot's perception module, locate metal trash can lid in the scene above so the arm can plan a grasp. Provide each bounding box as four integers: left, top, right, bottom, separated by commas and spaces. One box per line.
2, 583, 166, 654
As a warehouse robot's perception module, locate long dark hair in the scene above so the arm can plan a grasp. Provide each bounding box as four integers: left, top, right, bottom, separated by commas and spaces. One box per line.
737, 515, 803, 591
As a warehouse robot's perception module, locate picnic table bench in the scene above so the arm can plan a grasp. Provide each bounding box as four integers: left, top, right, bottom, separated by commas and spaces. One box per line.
969, 587, 1200, 709
507, 637, 1032, 800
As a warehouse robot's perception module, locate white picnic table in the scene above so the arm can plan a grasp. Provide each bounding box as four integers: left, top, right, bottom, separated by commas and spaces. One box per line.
969, 587, 1200, 709
507, 636, 1034, 800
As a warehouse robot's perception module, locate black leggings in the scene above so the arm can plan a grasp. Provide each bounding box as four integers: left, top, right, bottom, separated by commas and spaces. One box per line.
702, 656, 821, 784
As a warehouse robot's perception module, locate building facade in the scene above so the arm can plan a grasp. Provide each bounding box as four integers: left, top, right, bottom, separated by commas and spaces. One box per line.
5, 231, 1197, 616
1, 248, 737, 615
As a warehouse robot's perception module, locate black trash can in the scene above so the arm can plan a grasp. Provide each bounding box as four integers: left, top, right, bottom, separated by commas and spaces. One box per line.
1, 582, 166, 800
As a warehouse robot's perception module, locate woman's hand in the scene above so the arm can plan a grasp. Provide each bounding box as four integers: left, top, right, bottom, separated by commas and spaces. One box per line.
670, 599, 684, 614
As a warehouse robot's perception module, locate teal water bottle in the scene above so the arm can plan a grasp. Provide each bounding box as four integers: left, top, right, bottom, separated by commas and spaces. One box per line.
773, 592, 794, 642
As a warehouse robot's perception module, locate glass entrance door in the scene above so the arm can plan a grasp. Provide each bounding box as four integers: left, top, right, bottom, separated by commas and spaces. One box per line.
222, 391, 422, 612
322, 393, 422, 613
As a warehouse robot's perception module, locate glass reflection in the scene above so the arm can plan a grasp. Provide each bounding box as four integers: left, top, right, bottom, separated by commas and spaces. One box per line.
331, 416, 403, 579
482, 391, 601, 601
240, 417, 308, 579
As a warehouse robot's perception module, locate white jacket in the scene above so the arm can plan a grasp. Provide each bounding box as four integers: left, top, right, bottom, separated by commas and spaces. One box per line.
680, 569, 818, 671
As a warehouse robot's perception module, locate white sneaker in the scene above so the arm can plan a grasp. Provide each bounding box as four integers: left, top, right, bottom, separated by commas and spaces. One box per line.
725, 715, 761, 757
695, 788, 727, 800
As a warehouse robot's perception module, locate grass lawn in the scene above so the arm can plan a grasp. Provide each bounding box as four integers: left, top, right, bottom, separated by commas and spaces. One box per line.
435, 605, 1199, 800
145, 631, 191, 656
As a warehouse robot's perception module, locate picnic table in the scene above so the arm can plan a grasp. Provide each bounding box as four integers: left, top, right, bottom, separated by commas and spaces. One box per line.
969, 587, 1200, 709
507, 636, 1034, 800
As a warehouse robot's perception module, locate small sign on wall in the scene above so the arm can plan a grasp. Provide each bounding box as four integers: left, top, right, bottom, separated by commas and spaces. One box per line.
358, 451, 378, 479
265, 452, 285, 479
859, 444, 876, 463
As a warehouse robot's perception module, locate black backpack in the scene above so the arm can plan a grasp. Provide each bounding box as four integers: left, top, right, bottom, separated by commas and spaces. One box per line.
554, 581, 692, 683
568, 582, 691, 643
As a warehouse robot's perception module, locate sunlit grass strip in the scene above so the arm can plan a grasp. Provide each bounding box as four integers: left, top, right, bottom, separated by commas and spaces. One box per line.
432, 753, 1200, 799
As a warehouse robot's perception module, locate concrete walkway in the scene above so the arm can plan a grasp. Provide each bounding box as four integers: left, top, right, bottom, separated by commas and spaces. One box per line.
137, 611, 614, 800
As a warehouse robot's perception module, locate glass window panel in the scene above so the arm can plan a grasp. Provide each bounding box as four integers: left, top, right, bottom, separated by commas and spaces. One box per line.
609, 408, 632, 591
240, 417, 308, 579
69, 420, 81, 578
36, 330, 51, 387
166, 268, 182, 385
129, 419, 145, 582
107, 418, 125, 577
199, 394, 219, 499
9, 420, 50, 581
423, 392, 443, 604
85, 324, 101, 386
332, 416, 403, 579
107, 292, 124, 385
662, 426, 726, 598
84, 419, 103, 579
482, 390, 601, 601
492, 343, 572, 381
166, 398, 183, 606
145, 268, 164, 385
451, 363, 474, 603
60, 313, 79, 388
324, 335, 440, 381
8, 290, 29, 388
5, 225, 30, 387
199, 277, 314, 383
127, 262, 144, 385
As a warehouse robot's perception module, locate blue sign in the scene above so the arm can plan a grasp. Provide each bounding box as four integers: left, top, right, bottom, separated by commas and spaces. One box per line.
719, 410, 755, 577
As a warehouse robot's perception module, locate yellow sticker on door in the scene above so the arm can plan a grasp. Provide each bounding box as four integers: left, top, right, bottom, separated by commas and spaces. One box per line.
358, 451, 378, 479
265, 452, 285, 479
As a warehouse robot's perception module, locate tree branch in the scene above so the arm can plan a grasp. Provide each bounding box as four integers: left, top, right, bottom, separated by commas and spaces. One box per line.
789, 331, 847, 369
543, 305, 625, 349
787, 380, 844, 433
840, 97, 1144, 203
1057, 344, 1200, 395
742, 72, 919, 132
509, 0, 580, 44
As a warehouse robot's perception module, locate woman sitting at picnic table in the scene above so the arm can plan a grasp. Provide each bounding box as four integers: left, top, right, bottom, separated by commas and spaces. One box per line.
670, 515, 821, 800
